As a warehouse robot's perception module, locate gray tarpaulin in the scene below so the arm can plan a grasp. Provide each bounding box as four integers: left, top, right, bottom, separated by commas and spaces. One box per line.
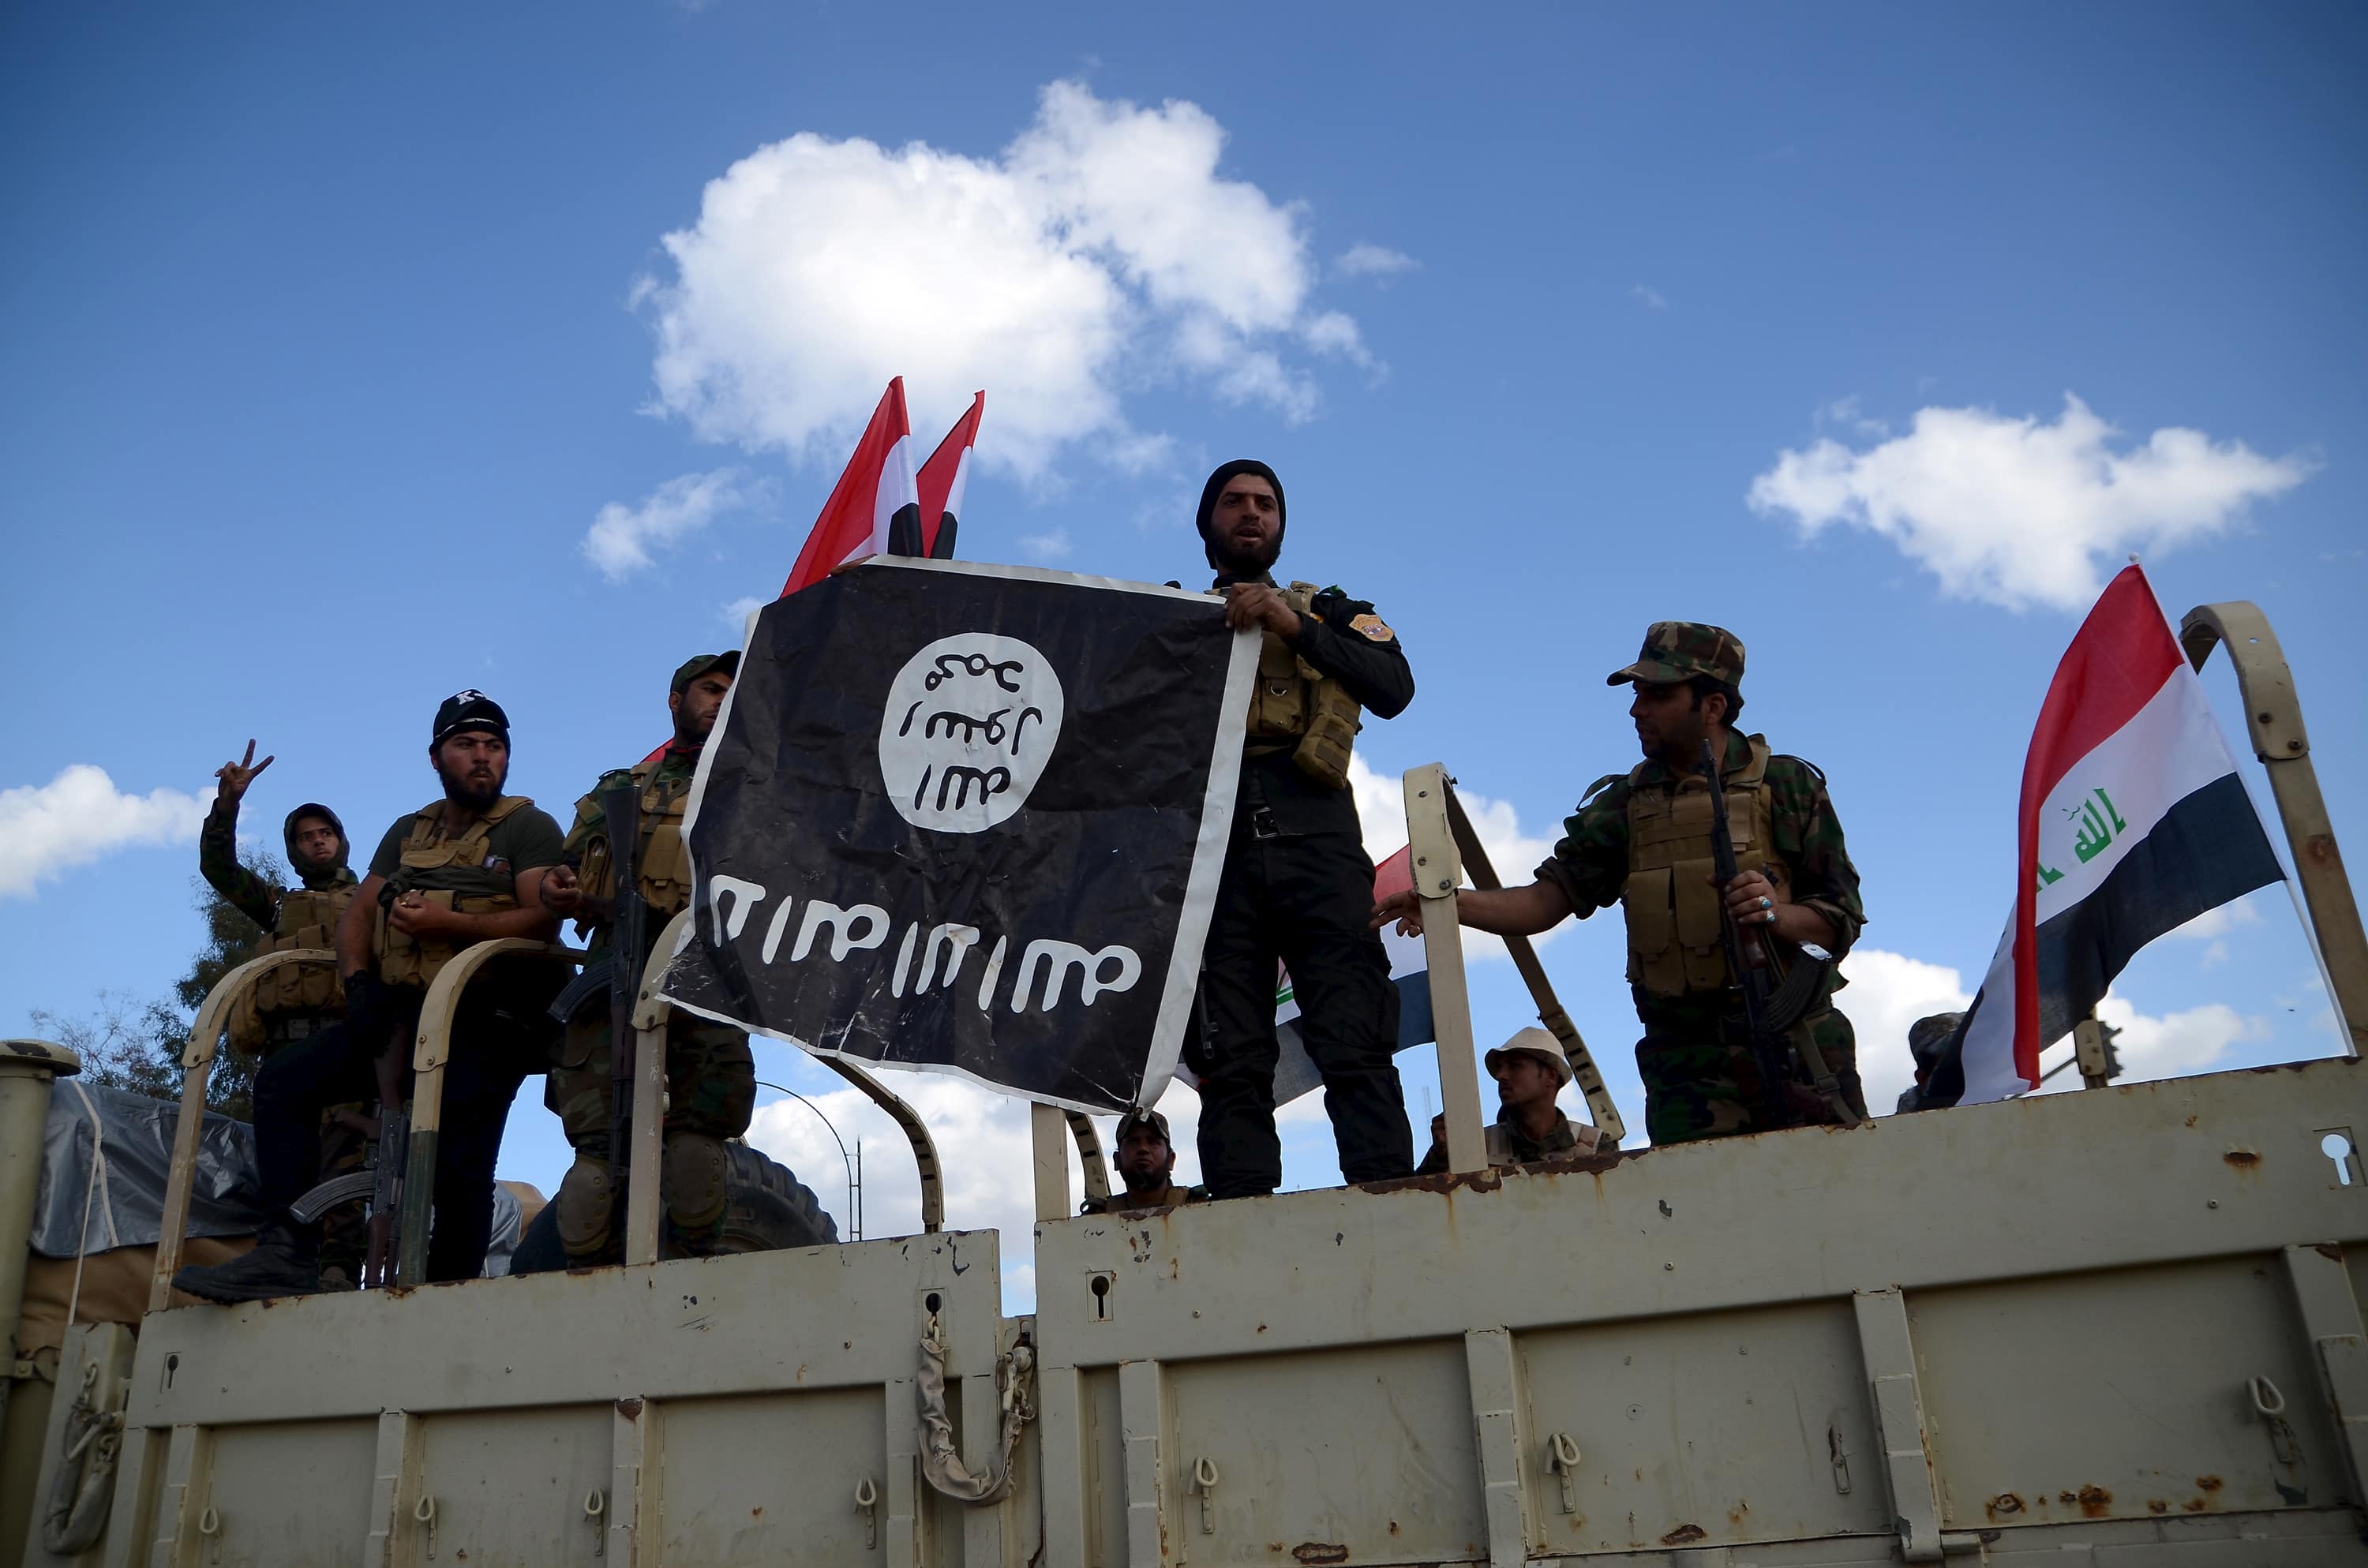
33, 1081, 264, 1256
32, 1082, 523, 1273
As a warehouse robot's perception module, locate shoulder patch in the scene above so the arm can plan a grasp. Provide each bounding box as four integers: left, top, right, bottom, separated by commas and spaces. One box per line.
1348, 612, 1396, 643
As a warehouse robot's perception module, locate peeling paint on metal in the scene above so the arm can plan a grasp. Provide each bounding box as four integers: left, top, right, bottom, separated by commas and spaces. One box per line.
2223, 1150, 2261, 1169
1290, 1544, 1348, 1564
1660, 1523, 1707, 1546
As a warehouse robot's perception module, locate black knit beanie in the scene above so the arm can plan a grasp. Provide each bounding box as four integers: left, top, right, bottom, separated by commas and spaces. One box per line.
1196, 459, 1286, 571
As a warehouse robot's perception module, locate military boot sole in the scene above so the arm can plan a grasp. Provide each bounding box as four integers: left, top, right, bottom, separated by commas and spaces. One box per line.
171, 1258, 323, 1305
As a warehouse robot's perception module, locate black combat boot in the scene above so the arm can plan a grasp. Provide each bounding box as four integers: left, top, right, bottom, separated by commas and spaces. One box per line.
172, 1221, 323, 1304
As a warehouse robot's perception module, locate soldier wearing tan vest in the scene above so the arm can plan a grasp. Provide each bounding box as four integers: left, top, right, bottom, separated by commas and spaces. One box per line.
1192, 458, 1417, 1198
177, 690, 567, 1302
1415, 1027, 1604, 1173
1377, 623, 1869, 1146
198, 739, 372, 1285
536, 652, 756, 1265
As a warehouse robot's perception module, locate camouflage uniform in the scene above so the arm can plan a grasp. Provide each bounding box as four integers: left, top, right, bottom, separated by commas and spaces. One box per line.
1415, 1110, 1589, 1175
199, 798, 371, 1286
1536, 623, 1870, 1146
549, 657, 756, 1261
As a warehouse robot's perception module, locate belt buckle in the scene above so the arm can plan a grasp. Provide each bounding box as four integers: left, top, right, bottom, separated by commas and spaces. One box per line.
1250, 807, 1281, 841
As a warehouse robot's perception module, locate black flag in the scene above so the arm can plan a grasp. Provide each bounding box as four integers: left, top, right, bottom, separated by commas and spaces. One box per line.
662, 558, 1253, 1112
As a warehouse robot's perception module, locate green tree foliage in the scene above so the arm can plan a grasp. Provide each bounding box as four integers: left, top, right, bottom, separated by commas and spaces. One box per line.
27, 846, 283, 1120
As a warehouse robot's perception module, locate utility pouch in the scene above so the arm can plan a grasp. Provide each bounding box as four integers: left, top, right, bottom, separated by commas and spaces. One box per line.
1291, 675, 1362, 789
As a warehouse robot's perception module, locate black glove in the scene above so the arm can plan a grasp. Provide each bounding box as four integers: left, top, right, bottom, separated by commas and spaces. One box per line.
343, 969, 392, 1035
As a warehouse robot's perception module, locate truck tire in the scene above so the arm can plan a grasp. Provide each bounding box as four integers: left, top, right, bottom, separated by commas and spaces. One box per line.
507, 1143, 837, 1275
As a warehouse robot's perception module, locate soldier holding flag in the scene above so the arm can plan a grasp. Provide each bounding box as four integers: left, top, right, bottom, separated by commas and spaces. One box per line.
1193, 458, 1418, 1196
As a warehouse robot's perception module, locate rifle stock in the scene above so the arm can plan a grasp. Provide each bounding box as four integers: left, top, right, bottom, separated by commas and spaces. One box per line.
600, 784, 648, 1202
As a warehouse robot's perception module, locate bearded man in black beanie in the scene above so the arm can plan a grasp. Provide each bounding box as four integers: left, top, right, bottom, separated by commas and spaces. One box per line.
1192, 458, 1417, 1196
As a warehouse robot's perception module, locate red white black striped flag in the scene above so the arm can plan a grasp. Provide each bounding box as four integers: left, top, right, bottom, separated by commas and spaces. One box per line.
780, 378, 920, 597
1933, 565, 2284, 1105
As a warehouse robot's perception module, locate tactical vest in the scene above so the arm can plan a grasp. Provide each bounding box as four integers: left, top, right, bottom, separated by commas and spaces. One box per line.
1621, 737, 1789, 999
575, 762, 696, 925
372, 796, 533, 989
1245, 582, 1362, 790
225, 882, 358, 1053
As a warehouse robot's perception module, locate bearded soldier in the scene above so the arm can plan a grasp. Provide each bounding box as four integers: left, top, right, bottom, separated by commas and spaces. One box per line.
198, 740, 371, 1286
1377, 623, 1868, 1145
1193, 458, 1416, 1197
177, 690, 567, 1300
1081, 1110, 1207, 1215
537, 653, 756, 1263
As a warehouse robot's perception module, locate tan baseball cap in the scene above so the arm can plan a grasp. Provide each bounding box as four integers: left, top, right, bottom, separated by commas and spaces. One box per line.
1114, 1108, 1172, 1146
1484, 1026, 1573, 1087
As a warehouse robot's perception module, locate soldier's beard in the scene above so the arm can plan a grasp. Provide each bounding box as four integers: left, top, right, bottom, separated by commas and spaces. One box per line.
1119, 1161, 1173, 1196
437, 762, 505, 812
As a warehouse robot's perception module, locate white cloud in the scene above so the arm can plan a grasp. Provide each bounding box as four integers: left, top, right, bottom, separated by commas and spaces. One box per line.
2166, 892, 2262, 942
721, 594, 766, 630
1017, 529, 1073, 563
0, 765, 210, 899
1748, 394, 2314, 611
742, 1060, 1209, 1312
1335, 243, 1418, 279
1628, 284, 1667, 310
638, 80, 1363, 484
583, 468, 766, 581
2051, 994, 2271, 1090
1838, 948, 1974, 1113
1347, 754, 1559, 961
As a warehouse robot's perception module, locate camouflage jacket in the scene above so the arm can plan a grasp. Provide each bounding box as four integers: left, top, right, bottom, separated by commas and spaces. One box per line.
560, 745, 701, 946
1415, 1109, 1594, 1174
1534, 731, 1864, 1035
199, 799, 357, 934
1080, 1181, 1207, 1215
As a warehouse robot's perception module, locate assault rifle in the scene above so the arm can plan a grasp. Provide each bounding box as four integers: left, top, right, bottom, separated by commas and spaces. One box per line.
1699, 739, 1856, 1129
600, 783, 647, 1195
287, 1102, 408, 1288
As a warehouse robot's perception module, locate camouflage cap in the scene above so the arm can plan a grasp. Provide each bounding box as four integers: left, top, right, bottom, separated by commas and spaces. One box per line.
1604, 622, 1746, 689
1114, 1108, 1172, 1146
671, 650, 741, 696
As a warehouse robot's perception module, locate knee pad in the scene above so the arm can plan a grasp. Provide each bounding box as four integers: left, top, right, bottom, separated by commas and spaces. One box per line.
662, 1134, 729, 1233
555, 1159, 616, 1257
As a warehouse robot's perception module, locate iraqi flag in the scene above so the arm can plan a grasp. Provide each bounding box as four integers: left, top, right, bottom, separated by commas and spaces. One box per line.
913, 391, 984, 560
781, 378, 920, 596
1931, 565, 2284, 1106
1171, 845, 1435, 1106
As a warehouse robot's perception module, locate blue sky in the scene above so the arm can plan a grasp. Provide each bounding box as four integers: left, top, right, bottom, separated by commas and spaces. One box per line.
6, 4, 2362, 1300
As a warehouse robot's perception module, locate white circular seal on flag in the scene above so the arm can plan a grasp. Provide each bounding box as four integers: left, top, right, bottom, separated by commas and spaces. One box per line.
879, 633, 1067, 833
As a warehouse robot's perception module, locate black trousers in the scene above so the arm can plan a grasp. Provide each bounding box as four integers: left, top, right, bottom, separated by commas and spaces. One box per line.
1195, 827, 1413, 1197
252, 986, 549, 1282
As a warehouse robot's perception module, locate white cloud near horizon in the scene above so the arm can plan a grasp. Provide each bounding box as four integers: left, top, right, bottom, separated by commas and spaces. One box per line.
583, 468, 769, 580
0, 765, 210, 899
1748, 394, 2314, 611
1845, 942, 2278, 1110
637, 80, 1365, 485
742, 1057, 1211, 1312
